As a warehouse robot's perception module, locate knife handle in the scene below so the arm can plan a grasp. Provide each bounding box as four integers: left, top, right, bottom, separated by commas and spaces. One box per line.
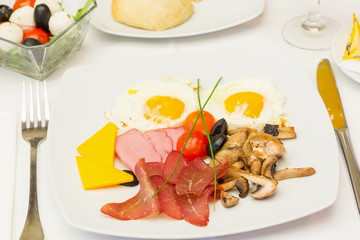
336, 128, 360, 214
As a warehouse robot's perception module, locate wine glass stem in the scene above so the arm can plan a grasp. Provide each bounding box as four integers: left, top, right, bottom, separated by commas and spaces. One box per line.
303, 0, 324, 31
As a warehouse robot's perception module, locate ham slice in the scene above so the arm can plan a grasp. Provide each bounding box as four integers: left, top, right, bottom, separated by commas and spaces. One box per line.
151, 175, 183, 220
163, 151, 189, 184
101, 159, 161, 220
144, 130, 173, 162
176, 159, 229, 196
157, 127, 186, 150
115, 129, 162, 171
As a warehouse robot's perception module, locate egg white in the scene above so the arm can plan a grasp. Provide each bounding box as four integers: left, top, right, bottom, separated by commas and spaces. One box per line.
202, 78, 285, 130
106, 76, 198, 133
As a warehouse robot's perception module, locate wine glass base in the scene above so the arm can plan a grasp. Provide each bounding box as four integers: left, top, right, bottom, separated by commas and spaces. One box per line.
282, 15, 339, 50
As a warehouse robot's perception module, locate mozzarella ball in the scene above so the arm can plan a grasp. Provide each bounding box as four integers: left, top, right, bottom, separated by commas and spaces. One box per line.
9, 6, 35, 30
35, 0, 63, 15
49, 11, 74, 36
0, 22, 23, 52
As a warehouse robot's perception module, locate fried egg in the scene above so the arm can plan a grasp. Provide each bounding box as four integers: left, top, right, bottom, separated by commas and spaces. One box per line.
202, 78, 285, 130
106, 76, 198, 132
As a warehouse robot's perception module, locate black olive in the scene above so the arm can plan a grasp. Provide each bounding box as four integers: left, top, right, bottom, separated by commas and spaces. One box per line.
34, 4, 51, 32
263, 124, 279, 136
21, 38, 45, 63
207, 134, 228, 156
209, 118, 228, 138
0, 5, 13, 23
120, 170, 139, 187
22, 38, 43, 46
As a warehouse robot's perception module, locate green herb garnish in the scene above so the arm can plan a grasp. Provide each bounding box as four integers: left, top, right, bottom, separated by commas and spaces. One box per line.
152, 77, 222, 199
74, 0, 94, 20
196, 79, 218, 210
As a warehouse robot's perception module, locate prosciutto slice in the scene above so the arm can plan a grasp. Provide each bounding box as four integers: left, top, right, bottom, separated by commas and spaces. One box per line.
176, 159, 229, 196
151, 175, 183, 220
115, 129, 162, 171
163, 151, 189, 184
101, 159, 161, 220
177, 186, 214, 226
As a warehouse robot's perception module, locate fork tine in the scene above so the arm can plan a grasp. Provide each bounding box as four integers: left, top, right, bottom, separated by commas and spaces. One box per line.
29, 81, 34, 129
35, 81, 42, 128
21, 81, 27, 130
43, 80, 50, 128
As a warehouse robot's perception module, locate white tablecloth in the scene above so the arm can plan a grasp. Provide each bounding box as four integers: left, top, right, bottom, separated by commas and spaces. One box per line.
1, 0, 360, 239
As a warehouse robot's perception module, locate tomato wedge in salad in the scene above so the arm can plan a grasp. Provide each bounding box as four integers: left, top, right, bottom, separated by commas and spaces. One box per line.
13, 0, 36, 10
23, 28, 50, 44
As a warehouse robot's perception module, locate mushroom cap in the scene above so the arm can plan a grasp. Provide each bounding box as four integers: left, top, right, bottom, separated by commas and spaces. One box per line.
233, 170, 278, 200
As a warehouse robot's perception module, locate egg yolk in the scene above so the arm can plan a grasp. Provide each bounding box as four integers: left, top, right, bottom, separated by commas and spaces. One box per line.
224, 92, 264, 119
144, 96, 185, 123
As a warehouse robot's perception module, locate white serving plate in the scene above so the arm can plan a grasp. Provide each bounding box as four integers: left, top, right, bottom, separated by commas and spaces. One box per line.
331, 25, 360, 83
48, 51, 339, 239
90, 0, 265, 38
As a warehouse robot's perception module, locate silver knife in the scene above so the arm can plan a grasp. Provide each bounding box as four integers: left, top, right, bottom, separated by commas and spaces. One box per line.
317, 59, 360, 213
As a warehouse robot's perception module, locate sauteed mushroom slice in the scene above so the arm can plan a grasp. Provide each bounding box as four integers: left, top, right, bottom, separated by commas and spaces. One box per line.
232, 170, 278, 200
231, 161, 245, 170
273, 167, 316, 181
260, 155, 278, 179
261, 125, 296, 139
248, 133, 286, 160
223, 169, 249, 198
250, 159, 261, 175
228, 127, 257, 137
220, 190, 239, 208
277, 127, 296, 139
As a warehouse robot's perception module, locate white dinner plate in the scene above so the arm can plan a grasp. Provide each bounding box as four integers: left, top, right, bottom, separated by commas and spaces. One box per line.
331, 25, 360, 83
90, 0, 265, 38
48, 51, 339, 239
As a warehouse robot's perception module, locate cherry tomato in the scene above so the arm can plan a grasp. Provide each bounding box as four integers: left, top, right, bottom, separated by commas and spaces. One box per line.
13, 0, 36, 10
183, 110, 216, 134
176, 130, 208, 161
23, 28, 50, 44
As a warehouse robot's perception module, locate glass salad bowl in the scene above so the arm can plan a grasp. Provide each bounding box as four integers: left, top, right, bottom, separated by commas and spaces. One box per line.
0, 0, 97, 80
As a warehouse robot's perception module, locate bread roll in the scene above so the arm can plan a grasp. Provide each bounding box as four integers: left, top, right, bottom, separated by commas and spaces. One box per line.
111, 0, 194, 31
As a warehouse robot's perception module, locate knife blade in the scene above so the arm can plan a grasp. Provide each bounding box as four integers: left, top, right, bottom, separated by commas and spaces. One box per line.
317, 59, 360, 214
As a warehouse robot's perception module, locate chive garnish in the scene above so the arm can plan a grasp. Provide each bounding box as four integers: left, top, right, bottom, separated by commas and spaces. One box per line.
152, 77, 222, 198
196, 79, 219, 210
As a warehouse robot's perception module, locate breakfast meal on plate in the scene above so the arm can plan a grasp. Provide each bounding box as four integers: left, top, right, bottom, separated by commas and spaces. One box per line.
76, 76, 316, 226
343, 13, 360, 61
111, 0, 194, 31
0, 0, 93, 51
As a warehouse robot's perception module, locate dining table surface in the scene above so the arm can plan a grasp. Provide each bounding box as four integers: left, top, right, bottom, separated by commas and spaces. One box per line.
1, 0, 360, 239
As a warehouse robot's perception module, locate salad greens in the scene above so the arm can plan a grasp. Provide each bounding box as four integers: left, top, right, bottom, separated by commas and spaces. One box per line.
74, 0, 94, 20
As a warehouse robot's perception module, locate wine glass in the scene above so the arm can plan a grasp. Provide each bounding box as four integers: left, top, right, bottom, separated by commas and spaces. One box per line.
282, 0, 339, 50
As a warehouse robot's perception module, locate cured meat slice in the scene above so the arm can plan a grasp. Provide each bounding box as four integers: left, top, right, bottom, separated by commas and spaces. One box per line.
175, 159, 229, 196
157, 127, 186, 150
177, 186, 214, 227
145, 162, 164, 177
144, 130, 173, 162
115, 128, 162, 171
101, 159, 161, 220
151, 175, 183, 220
163, 151, 189, 184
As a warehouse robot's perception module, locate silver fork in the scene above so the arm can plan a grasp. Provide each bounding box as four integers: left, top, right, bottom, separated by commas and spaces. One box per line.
19, 80, 50, 240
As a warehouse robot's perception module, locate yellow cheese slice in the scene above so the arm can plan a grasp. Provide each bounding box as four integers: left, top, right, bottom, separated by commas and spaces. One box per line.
76, 156, 134, 190
77, 122, 118, 167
